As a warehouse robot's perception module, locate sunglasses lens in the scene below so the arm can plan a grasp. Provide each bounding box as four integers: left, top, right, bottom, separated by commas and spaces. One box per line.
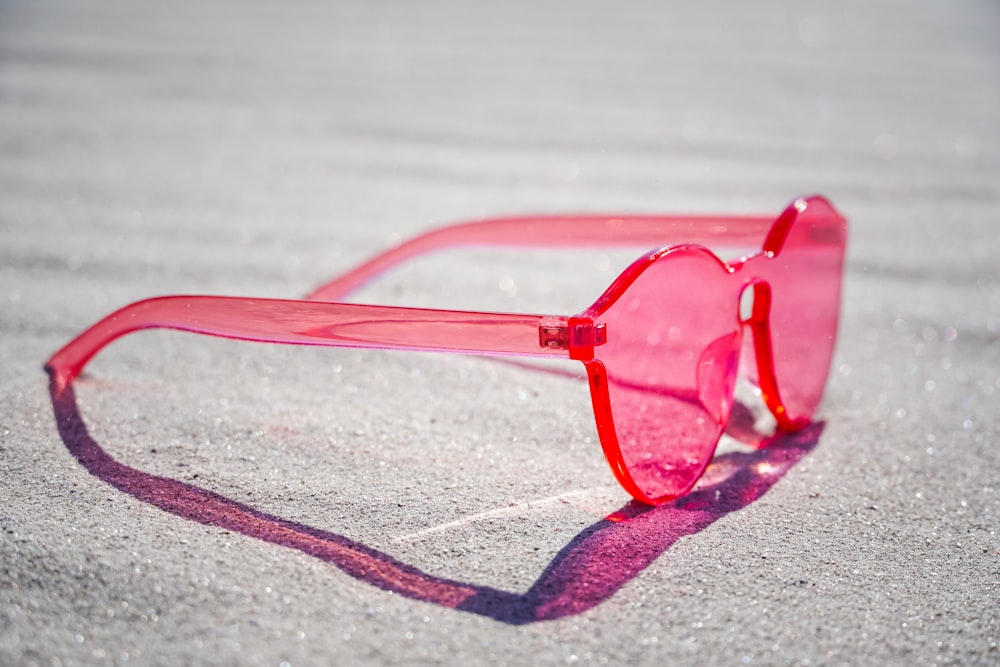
753, 200, 847, 423
595, 247, 742, 502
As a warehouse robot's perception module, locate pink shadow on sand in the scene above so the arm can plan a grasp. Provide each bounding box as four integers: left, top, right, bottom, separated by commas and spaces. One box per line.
48, 375, 821, 625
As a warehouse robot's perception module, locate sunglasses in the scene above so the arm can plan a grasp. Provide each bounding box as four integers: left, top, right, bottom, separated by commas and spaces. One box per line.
46, 195, 847, 505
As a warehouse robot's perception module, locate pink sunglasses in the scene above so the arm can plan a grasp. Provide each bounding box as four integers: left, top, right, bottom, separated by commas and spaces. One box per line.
46, 195, 847, 505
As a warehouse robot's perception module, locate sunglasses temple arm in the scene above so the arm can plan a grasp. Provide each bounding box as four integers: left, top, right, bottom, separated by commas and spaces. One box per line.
45, 296, 576, 390
307, 214, 776, 302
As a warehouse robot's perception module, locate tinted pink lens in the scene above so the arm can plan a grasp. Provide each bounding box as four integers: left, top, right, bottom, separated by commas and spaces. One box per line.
747, 201, 847, 421
595, 247, 743, 502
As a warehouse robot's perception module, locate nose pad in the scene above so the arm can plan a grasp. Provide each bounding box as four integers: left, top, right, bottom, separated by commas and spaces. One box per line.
696, 331, 741, 425
736, 281, 767, 395
739, 281, 806, 433
740, 280, 771, 326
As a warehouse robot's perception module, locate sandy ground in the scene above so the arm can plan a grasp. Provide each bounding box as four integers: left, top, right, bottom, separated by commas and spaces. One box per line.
1, 0, 998, 665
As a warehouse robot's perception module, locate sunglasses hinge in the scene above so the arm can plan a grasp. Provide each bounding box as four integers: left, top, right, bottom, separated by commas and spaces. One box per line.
538, 316, 606, 360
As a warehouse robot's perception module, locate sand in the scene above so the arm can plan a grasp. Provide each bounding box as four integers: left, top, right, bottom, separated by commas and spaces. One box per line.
1, 0, 998, 664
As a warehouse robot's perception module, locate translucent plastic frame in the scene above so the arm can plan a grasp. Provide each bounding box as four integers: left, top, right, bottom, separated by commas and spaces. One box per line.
46, 195, 847, 505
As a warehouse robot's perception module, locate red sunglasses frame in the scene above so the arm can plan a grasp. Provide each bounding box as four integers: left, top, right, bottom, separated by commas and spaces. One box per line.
46, 195, 847, 505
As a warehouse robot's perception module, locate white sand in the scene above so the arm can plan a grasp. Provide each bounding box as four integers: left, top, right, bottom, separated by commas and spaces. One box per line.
1, 0, 998, 664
